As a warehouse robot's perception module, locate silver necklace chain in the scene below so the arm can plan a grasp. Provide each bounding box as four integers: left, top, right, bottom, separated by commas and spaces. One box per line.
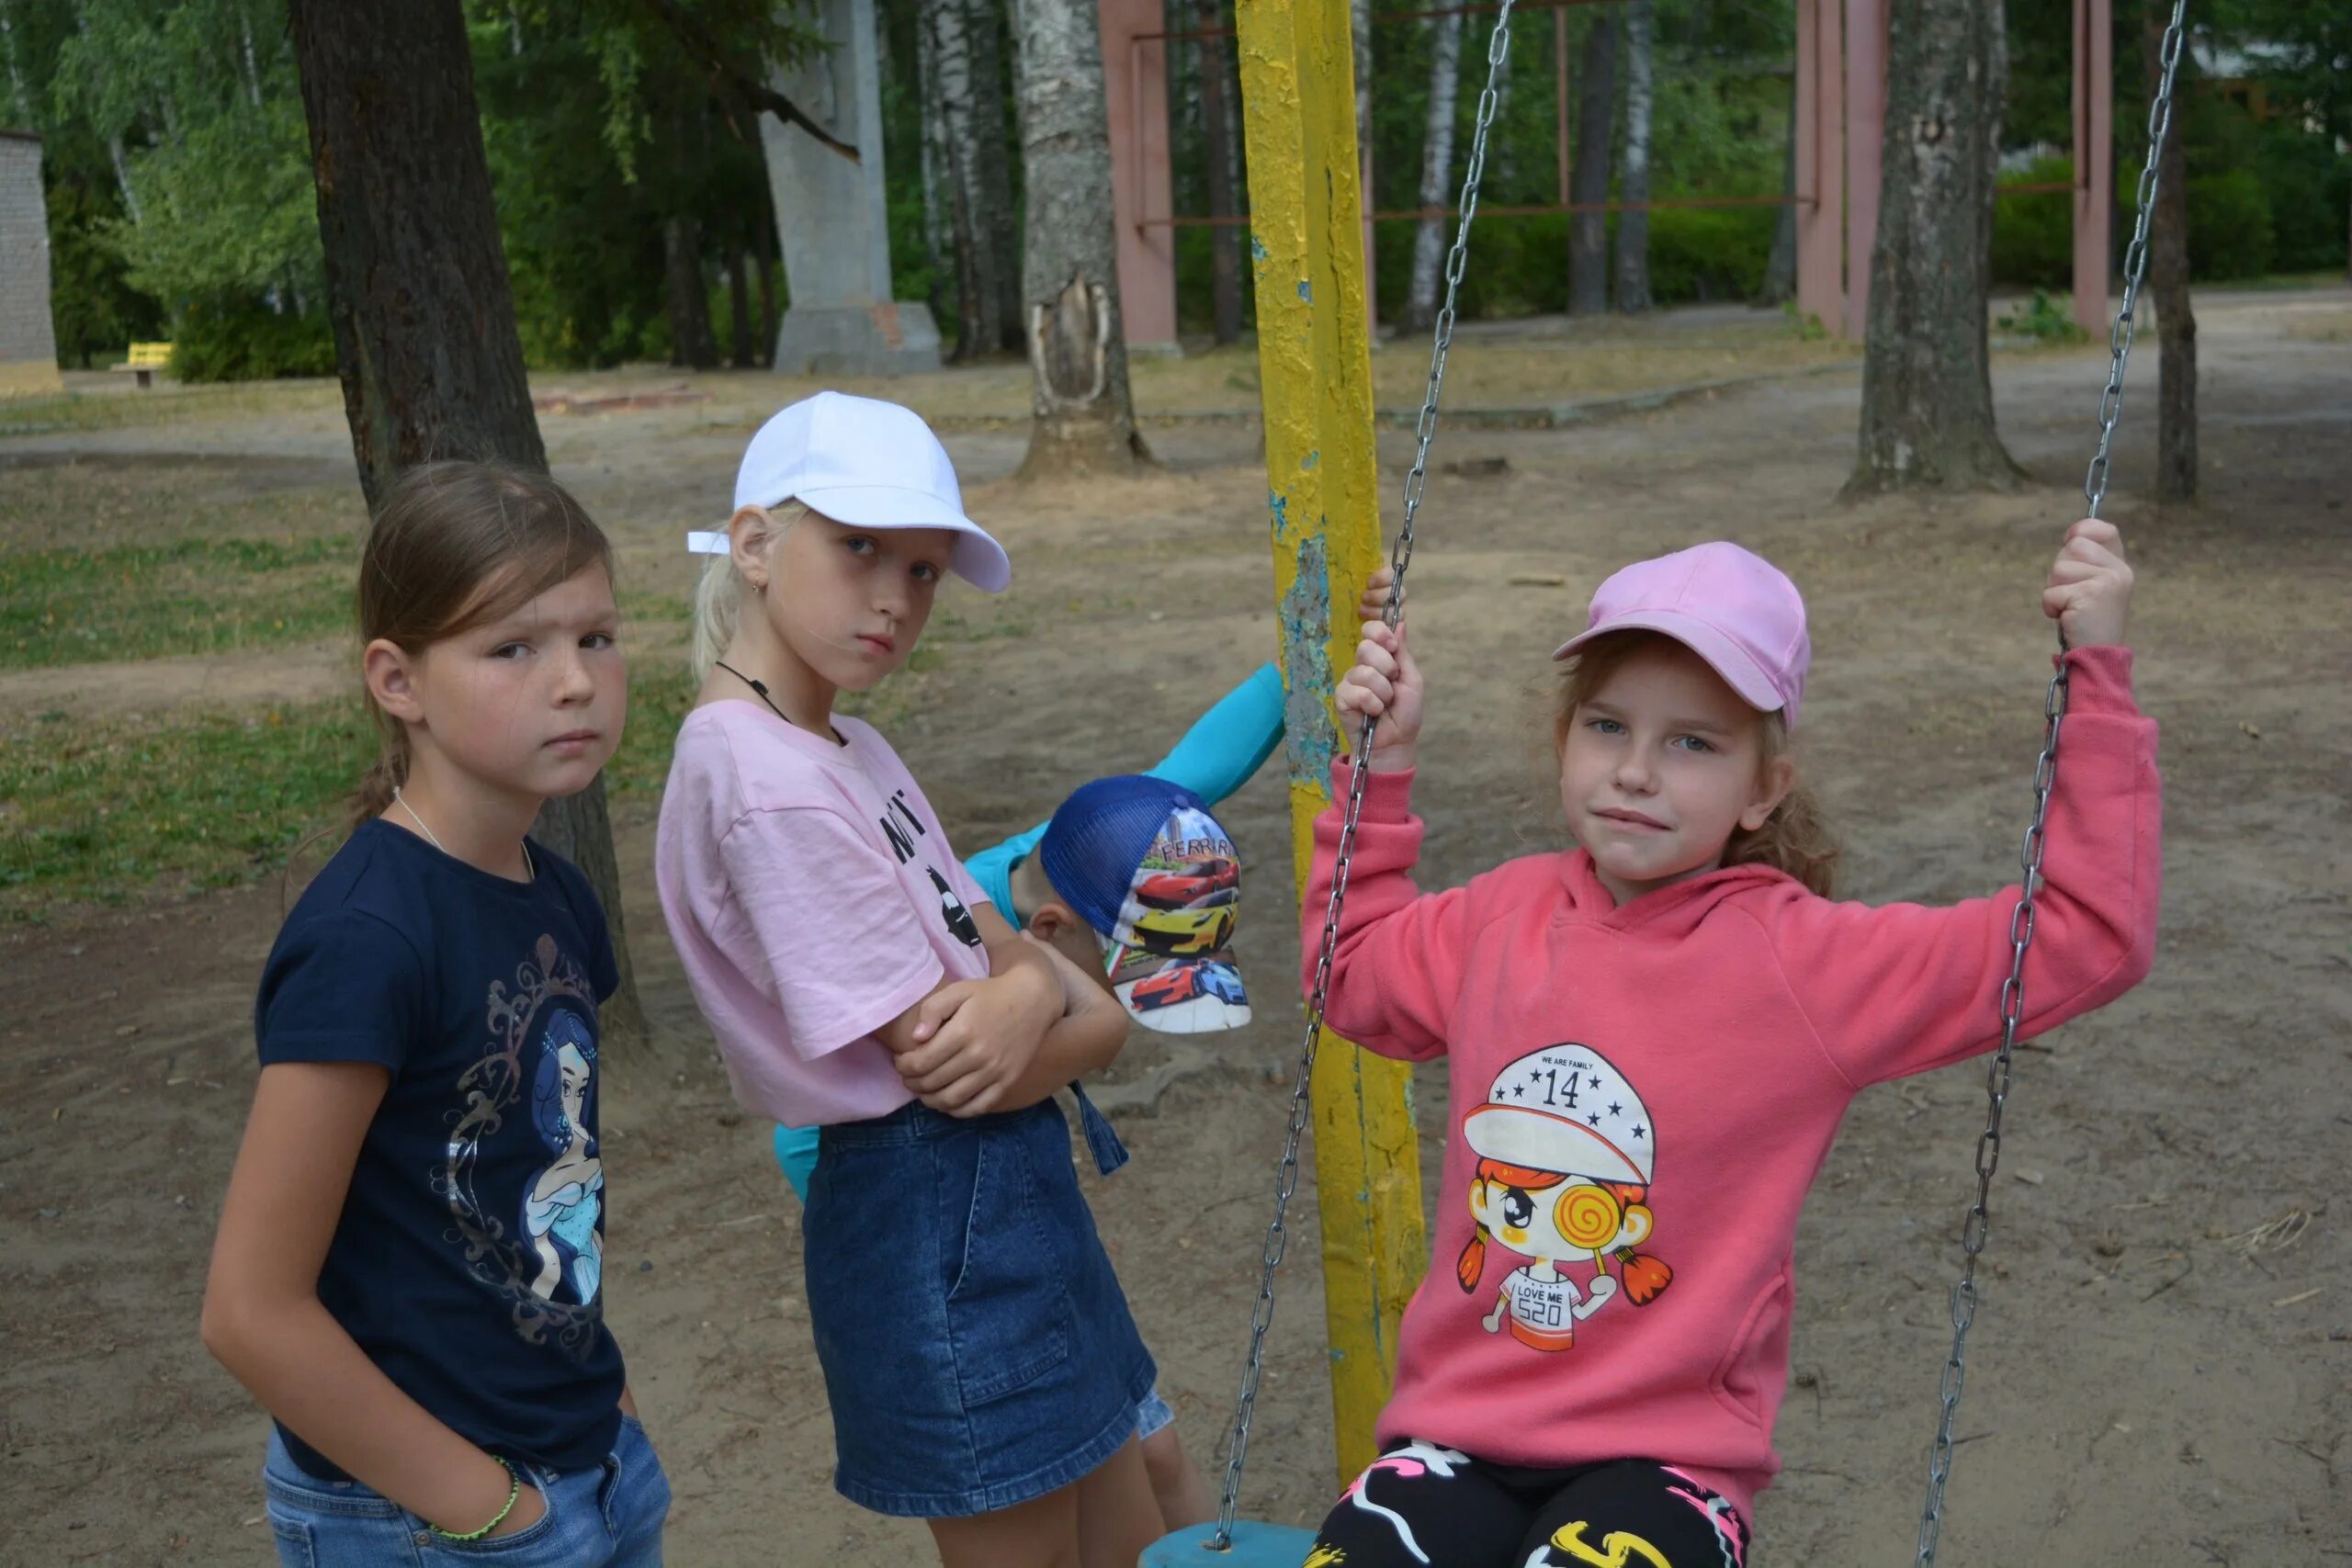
392, 786, 535, 882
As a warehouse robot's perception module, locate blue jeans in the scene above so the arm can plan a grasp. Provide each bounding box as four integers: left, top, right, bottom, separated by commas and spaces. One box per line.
261, 1417, 669, 1567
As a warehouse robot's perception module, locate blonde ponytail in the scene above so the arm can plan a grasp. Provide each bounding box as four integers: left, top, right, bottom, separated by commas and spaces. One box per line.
690, 502, 805, 681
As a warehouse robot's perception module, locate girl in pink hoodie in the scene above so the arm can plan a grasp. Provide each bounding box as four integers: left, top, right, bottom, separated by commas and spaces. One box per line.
1302, 522, 2160, 1567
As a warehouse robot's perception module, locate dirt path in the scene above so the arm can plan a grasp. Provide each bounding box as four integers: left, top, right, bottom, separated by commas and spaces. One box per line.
2, 289, 2346, 1566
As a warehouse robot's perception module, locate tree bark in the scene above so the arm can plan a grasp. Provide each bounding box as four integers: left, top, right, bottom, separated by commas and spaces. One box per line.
663, 213, 718, 369
1568, 12, 1617, 317
726, 247, 755, 367
1845, 0, 2019, 494
925, 0, 995, 359
1613, 0, 1655, 312
1199, 0, 1243, 345
1015, 0, 1149, 477
285, 0, 644, 1043
916, 4, 953, 324
967, 0, 1025, 354
2145, 7, 2194, 502
755, 231, 778, 363
1407, 8, 1466, 332
1759, 89, 1799, 305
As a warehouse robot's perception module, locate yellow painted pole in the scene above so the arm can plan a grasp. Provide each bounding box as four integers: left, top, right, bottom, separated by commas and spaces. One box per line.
1233, 0, 1428, 1490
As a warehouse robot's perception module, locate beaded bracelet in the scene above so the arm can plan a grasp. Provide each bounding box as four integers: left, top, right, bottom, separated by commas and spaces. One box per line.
430, 1457, 522, 1543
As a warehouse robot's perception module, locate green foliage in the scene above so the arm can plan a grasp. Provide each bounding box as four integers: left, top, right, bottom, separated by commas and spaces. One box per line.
169, 294, 336, 382
40, 155, 166, 367
2185, 167, 2277, 279
1996, 288, 2091, 344
1991, 155, 2075, 290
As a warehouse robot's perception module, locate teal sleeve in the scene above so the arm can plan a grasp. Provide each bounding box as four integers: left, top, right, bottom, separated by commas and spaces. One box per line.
773, 1122, 820, 1202
1145, 661, 1286, 807
972, 663, 1287, 901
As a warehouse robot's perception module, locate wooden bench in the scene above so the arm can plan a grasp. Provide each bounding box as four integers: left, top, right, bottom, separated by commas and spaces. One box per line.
109, 342, 172, 389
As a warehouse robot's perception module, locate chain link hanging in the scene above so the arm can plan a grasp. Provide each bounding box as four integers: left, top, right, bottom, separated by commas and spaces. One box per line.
1211, 3, 1519, 1548
1914, 3, 2189, 1562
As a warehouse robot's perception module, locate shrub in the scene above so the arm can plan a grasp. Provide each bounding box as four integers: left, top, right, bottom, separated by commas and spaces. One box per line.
169, 295, 337, 383
1991, 154, 2075, 289
2185, 167, 2274, 280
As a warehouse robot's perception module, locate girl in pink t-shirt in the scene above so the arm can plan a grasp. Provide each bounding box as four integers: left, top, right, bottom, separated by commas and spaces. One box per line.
654, 395, 1165, 1566
1302, 524, 2160, 1566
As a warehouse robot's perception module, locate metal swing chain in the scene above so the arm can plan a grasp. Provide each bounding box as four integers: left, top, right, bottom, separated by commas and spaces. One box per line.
1914, 4, 2188, 1563
1211, 4, 1519, 1549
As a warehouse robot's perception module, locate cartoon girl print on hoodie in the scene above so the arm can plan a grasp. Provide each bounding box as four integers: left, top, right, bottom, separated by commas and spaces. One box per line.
1456, 1044, 1674, 1351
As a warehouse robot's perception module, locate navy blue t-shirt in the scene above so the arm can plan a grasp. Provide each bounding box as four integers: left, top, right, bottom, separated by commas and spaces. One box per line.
255, 819, 627, 1482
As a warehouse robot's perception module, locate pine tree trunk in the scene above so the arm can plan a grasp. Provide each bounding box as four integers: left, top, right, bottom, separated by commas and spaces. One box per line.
1015, 0, 1149, 477
1845, 0, 2019, 493
1568, 13, 1617, 317
1760, 89, 1799, 305
1613, 0, 1655, 312
1199, 1, 1243, 345
285, 0, 645, 1045
967, 0, 1025, 354
726, 248, 754, 367
1407, 10, 1466, 332
2145, 7, 2195, 502
663, 213, 718, 369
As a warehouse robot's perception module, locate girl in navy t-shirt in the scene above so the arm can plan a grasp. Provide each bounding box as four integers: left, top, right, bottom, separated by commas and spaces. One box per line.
202, 462, 669, 1565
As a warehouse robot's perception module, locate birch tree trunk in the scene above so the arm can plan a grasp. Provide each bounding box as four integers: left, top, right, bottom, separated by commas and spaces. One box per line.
1407, 9, 1465, 332
1845, 0, 2018, 493
2145, 6, 2195, 502
1760, 90, 1800, 305
926, 0, 1001, 359
1568, 12, 1617, 317
1199, 0, 1243, 344
285, 0, 645, 1044
915, 1, 952, 324
1612, 0, 1655, 312
1016, 0, 1149, 477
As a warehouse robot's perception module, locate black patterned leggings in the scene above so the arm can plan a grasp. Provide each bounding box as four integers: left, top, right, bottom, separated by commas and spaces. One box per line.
1306, 1440, 1749, 1568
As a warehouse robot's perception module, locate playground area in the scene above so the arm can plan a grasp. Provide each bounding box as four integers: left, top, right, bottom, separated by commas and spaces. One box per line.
2, 287, 2349, 1565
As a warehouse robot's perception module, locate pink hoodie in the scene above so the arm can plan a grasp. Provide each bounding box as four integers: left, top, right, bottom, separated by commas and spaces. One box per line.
1304, 646, 2161, 1520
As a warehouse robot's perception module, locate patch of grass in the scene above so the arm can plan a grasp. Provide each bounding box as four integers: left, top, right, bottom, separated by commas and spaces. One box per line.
0, 535, 356, 668
0, 380, 341, 439
0, 700, 377, 917
1996, 288, 2092, 345
0, 649, 937, 918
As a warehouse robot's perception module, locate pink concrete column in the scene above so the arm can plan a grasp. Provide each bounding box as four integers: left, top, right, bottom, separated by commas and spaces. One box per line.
1099, 0, 1179, 353
1794, 0, 1845, 332
1841, 0, 1887, 341
2072, 0, 2114, 333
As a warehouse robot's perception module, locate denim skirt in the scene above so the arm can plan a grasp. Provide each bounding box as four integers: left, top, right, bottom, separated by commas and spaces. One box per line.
806, 1096, 1156, 1517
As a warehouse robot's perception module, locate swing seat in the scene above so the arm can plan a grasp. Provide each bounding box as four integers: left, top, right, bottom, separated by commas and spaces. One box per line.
1140, 1520, 1319, 1567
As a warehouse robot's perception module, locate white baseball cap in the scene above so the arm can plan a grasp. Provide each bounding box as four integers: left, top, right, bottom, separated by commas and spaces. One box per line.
685, 391, 1011, 592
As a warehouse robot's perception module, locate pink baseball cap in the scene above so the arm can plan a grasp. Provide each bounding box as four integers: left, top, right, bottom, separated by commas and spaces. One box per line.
1551, 541, 1811, 728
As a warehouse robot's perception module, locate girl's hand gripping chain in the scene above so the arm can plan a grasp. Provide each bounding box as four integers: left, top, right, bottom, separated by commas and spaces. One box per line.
2042, 517, 2135, 649
1334, 567, 1423, 774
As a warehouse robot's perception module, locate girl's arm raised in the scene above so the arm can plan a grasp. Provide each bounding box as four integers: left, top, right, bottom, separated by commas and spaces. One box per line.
1306, 604, 1472, 1060
202, 1064, 547, 1539
1770, 525, 2160, 1085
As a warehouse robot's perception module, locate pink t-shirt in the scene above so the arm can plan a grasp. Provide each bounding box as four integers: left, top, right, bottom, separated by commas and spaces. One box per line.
654, 701, 993, 1127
